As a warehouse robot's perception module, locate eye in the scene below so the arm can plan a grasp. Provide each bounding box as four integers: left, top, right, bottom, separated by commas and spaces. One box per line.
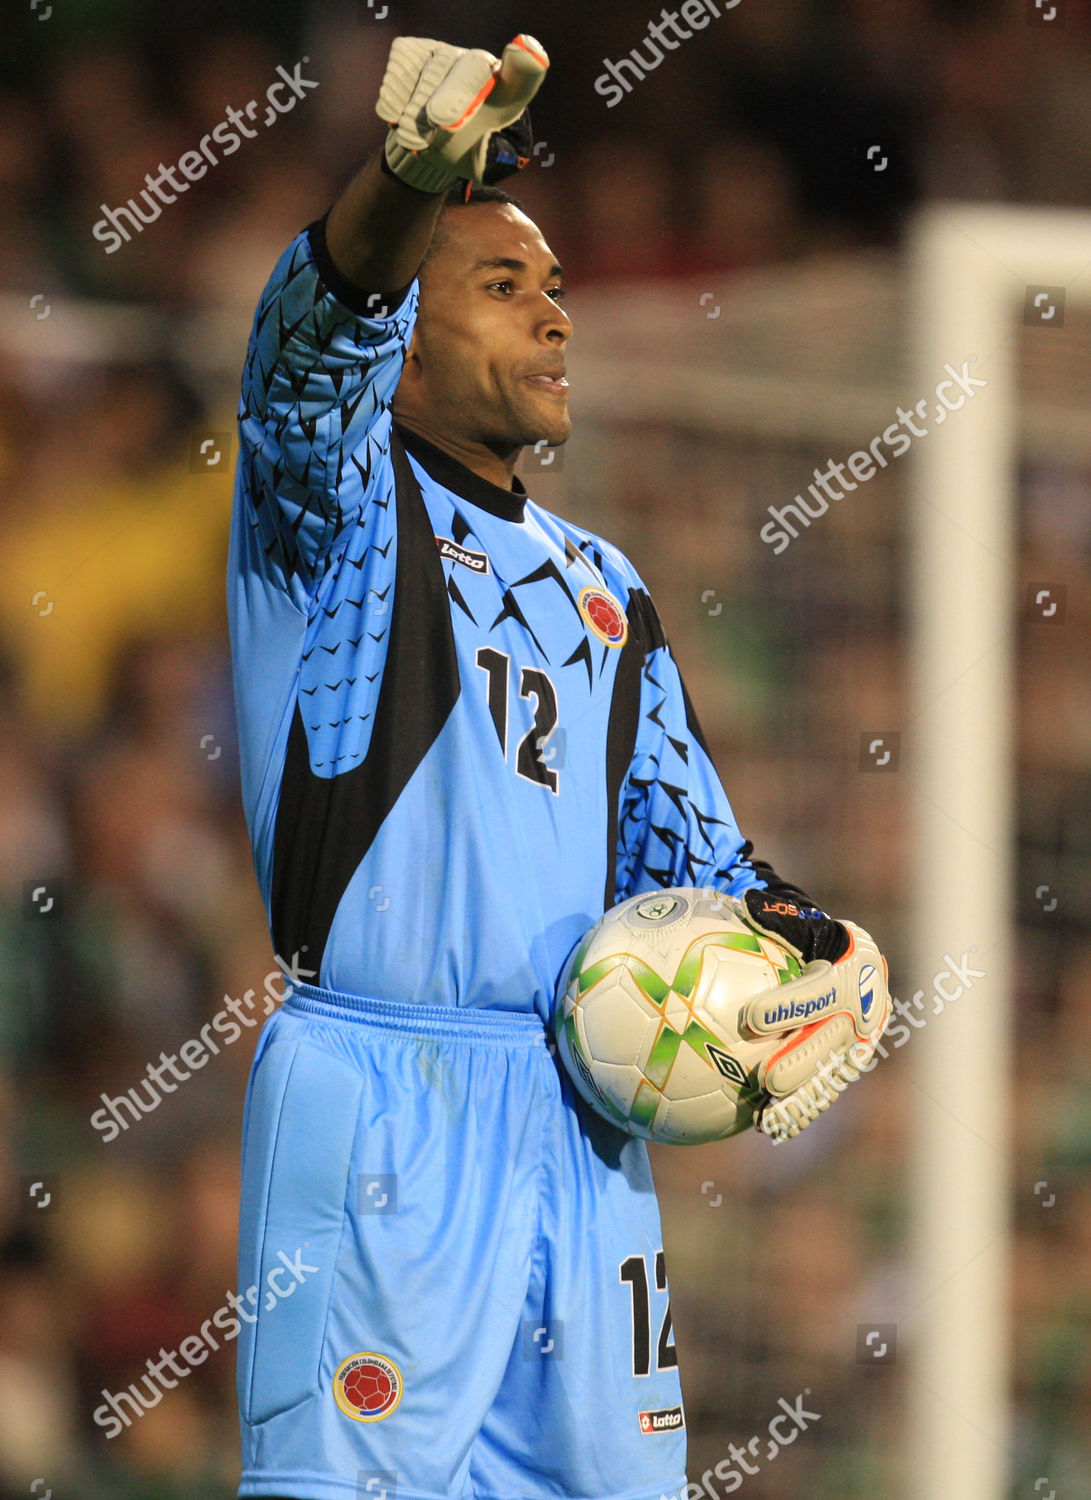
487, 279, 515, 295
547, 286, 566, 303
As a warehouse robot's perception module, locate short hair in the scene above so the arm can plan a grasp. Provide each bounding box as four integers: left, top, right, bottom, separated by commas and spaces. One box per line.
444, 182, 523, 212
419, 182, 525, 274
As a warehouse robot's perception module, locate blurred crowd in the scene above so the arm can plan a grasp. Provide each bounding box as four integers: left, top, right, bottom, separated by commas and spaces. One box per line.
1, 0, 1090, 1495
5, 0, 1091, 307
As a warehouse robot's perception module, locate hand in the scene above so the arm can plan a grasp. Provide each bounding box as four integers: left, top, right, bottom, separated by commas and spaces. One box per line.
376, 34, 549, 195
726, 890, 892, 1140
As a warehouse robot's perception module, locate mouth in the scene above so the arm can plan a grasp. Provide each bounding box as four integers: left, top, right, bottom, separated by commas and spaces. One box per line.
524, 371, 569, 398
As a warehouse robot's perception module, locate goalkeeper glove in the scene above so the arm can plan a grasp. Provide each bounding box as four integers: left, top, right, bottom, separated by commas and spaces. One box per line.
376, 34, 549, 195
724, 889, 892, 1140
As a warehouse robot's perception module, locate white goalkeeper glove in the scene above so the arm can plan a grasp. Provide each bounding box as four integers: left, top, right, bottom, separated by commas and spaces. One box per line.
376, 34, 549, 195
722, 889, 892, 1141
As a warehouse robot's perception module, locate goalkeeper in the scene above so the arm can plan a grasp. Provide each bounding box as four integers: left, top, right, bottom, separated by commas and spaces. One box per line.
228, 32, 890, 1500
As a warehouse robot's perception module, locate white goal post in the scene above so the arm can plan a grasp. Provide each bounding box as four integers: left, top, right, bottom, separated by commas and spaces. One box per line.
906, 202, 1091, 1500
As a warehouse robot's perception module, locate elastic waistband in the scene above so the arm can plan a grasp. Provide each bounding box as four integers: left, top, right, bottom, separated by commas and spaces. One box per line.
283, 978, 550, 1046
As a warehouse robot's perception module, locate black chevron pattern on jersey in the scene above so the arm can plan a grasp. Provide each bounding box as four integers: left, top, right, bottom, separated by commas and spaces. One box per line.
484, 550, 619, 685
580, 540, 606, 575
489, 587, 548, 659
239, 233, 413, 595
562, 635, 594, 692
508, 558, 586, 622
612, 587, 748, 894
270, 428, 460, 970
446, 571, 477, 623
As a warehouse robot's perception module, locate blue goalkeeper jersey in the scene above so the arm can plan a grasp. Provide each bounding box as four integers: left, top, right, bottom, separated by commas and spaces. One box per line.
226, 215, 775, 1020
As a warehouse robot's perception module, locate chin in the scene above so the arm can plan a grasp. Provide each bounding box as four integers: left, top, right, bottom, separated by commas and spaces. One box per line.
488, 401, 571, 454
528, 411, 572, 449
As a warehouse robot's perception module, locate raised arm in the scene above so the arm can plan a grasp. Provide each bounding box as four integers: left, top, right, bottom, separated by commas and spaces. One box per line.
234, 33, 548, 600
324, 153, 445, 300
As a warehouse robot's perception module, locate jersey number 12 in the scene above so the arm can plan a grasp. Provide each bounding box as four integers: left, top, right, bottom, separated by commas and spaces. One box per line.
476, 646, 561, 794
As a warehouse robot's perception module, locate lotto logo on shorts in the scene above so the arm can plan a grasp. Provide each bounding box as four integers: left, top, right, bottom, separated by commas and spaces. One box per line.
638, 1404, 685, 1434
578, 586, 628, 647
333, 1352, 403, 1422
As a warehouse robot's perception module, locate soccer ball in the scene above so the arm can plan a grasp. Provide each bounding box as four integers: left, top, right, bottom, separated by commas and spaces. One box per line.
553, 887, 803, 1145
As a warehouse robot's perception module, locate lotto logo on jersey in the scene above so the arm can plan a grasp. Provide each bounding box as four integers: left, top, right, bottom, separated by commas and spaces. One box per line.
578, 586, 628, 647
435, 535, 490, 573
333, 1352, 403, 1422
638, 1404, 685, 1434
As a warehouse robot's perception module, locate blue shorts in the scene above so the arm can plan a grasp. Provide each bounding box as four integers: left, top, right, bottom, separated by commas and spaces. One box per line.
235, 980, 688, 1500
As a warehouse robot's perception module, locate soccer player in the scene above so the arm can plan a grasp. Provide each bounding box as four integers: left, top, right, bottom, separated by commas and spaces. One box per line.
227, 34, 890, 1500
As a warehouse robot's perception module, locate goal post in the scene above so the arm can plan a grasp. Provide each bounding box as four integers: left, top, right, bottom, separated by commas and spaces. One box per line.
906, 202, 1091, 1500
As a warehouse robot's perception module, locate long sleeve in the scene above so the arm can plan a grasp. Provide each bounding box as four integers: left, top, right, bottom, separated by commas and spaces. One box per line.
236, 212, 417, 602
614, 582, 818, 908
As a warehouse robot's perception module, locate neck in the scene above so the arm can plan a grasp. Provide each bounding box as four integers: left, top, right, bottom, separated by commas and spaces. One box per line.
392, 415, 520, 490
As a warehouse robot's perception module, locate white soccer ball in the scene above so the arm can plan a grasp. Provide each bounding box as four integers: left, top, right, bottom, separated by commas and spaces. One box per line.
553, 887, 803, 1145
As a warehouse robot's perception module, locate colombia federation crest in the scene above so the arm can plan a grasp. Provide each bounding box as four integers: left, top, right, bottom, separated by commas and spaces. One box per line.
578, 585, 628, 647
333, 1351, 404, 1422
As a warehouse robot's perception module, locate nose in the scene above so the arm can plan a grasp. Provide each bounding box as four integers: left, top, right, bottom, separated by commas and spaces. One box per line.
540, 294, 572, 342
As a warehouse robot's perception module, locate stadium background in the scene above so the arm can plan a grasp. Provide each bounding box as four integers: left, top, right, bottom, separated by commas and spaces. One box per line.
2, 0, 1089, 1495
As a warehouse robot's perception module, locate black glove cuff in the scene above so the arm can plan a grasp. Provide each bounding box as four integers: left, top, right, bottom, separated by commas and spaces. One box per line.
482, 106, 534, 185
743, 887, 849, 964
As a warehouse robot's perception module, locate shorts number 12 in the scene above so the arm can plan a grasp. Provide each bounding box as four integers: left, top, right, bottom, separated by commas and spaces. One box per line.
620, 1250, 677, 1377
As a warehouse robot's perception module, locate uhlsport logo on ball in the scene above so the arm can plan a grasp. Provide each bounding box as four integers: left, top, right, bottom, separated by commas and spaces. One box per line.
333, 1352, 403, 1422
578, 585, 628, 647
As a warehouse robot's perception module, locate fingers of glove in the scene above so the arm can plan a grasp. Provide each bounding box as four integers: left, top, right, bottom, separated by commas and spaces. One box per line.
435, 35, 549, 172
758, 1087, 834, 1141
376, 37, 459, 129
753, 959, 891, 1142
841, 920, 882, 964
424, 48, 500, 131
488, 34, 550, 114
759, 988, 893, 1101
757, 1036, 877, 1140
756, 1012, 858, 1097
679, 1029, 797, 1102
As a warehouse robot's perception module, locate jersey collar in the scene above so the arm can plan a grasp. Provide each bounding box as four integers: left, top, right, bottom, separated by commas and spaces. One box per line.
393, 423, 528, 524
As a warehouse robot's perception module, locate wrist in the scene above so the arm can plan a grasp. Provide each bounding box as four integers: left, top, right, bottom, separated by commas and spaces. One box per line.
383, 135, 460, 195
743, 887, 848, 965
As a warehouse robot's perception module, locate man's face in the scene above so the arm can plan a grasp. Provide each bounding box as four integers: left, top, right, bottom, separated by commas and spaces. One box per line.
392, 202, 572, 454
